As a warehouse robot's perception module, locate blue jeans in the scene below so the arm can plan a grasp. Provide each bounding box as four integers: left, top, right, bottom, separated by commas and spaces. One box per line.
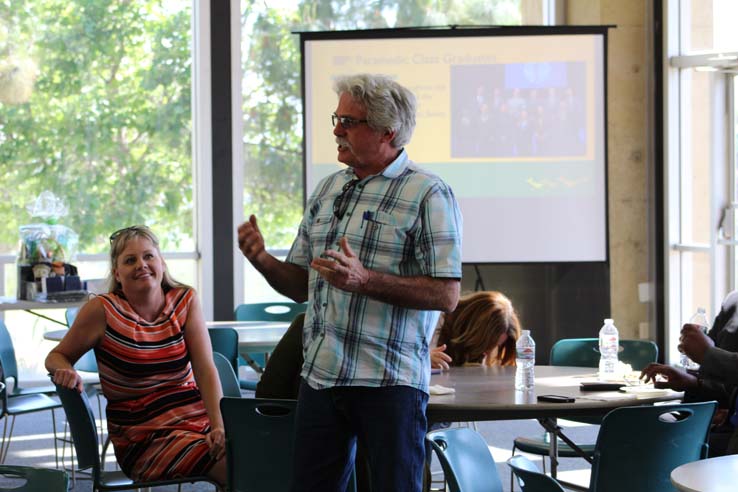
291, 381, 428, 492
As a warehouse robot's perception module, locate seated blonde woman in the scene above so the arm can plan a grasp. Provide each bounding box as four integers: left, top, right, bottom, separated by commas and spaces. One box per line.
431, 290, 521, 370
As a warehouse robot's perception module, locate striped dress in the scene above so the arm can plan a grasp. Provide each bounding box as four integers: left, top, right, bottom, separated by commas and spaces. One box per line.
96, 287, 217, 481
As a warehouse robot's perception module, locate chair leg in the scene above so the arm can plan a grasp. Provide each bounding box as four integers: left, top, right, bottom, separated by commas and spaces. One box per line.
0, 416, 10, 463
0, 415, 17, 464
510, 443, 516, 492
60, 420, 77, 487
51, 408, 59, 469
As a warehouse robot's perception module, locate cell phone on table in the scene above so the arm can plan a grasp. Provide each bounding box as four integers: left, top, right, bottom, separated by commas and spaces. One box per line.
537, 394, 575, 403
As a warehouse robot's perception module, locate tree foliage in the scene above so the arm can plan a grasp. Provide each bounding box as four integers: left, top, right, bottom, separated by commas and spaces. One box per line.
0, 0, 193, 254
240, 0, 520, 249
0, 0, 520, 256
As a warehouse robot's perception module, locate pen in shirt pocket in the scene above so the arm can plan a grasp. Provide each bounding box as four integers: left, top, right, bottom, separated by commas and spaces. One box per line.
361, 210, 374, 228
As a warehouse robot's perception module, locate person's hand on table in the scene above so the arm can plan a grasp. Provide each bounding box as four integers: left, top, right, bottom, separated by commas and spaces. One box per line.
51, 368, 84, 393
640, 363, 698, 391
431, 344, 452, 371
679, 324, 714, 364
206, 427, 226, 460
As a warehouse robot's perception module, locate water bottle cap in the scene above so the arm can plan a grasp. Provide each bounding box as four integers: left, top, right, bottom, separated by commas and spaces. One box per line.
604, 318, 614, 324
522, 329, 530, 336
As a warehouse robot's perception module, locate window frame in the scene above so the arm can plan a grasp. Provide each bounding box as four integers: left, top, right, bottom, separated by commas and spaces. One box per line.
664, 0, 735, 363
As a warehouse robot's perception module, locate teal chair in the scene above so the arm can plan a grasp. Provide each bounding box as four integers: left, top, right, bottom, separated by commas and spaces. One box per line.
233, 302, 307, 390
55, 384, 217, 491
511, 338, 658, 481
221, 397, 298, 492
507, 455, 565, 492
549, 338, 658, 369
234, 302, 307, 323
65, 307, 99, 374
509, 401, 716, 492
0, 465, 68, 492
0, 321, 61, 464
212, 352, 242, 398
208, 327, 240, 372
208, 326, 254, 392
426, 428, 503, 492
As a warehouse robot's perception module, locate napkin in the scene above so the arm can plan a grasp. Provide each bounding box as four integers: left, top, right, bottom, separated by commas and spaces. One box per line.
429, 384, 455, 395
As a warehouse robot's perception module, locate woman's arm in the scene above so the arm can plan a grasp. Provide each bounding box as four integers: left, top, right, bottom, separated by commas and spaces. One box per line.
184, 292, 225, 460
45, 297, 107, 392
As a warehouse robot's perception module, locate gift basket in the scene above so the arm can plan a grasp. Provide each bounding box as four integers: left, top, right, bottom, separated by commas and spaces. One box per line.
17, 191, 86, 302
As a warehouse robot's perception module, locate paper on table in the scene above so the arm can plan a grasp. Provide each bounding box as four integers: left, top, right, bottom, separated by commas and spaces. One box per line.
619, 386, 673, 398
429, 385, 455, 395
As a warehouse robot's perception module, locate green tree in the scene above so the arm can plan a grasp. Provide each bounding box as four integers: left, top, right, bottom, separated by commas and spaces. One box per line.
0, 0, 522, 257
240, 0, 521, 249
0, 0, 193, 254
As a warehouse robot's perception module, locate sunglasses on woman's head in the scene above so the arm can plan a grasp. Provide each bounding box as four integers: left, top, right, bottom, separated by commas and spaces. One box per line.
109, 225, 152, 244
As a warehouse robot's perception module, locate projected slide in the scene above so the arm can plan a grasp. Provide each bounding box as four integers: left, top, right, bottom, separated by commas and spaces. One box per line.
302, 29, 607, 263
450, 62, 586, 158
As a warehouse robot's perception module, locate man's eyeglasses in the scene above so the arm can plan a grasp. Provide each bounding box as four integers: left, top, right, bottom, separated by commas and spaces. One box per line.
109, 225, 152, 244
333, 179, 359, 220
331, 113, 368, 130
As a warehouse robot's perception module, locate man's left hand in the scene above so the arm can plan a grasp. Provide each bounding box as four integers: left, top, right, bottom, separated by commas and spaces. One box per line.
310, 237, 369, 293
679, 324, 714, 364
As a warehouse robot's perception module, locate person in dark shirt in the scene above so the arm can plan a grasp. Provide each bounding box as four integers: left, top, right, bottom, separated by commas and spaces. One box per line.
642, 290, 738, 455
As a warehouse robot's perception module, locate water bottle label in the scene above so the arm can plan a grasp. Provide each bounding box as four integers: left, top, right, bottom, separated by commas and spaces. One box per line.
517, 347, 534, 359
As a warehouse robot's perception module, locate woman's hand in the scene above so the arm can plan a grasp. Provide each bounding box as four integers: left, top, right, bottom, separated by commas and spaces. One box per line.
206, 427, 226, 461
431, 344, 452, 371
50, 368, 84, 393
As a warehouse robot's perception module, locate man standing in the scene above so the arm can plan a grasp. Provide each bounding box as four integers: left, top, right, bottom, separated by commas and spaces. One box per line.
238, 73, 462, 492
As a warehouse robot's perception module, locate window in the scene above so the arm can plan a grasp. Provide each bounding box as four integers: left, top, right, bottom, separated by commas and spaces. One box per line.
0, 0, 200, 378
237, 0, 547, 302
665, 0, 738, 362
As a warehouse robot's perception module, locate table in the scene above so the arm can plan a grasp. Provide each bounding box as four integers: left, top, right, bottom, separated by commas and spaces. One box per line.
205, 320, 290, 354
427, 365, 683, 478
428, 365, 682, 422
1, 297, 86, 326
46, 320, 290, 354
670, 454, 738, 492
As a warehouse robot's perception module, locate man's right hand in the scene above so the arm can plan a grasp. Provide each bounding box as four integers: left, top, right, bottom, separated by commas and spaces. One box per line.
237, 215, 267, 264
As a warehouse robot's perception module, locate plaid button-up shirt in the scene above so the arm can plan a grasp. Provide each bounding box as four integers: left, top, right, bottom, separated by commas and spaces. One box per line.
287, 150, 463, 393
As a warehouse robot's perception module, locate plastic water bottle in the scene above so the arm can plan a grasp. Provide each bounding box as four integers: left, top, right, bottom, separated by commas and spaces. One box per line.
680, 307, 709, 369
515, 330, 535, 390
598, 318, 619, 380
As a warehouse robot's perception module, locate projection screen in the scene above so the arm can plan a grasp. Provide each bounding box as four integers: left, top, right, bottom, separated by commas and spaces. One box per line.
300, 26, 609, 263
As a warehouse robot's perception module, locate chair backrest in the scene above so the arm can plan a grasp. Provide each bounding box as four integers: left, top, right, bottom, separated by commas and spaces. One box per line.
507, 455, 566, 492
54, 385, 102, 480
549, 338, 658, 370
221, 397, 298, 492
0, 465, 68, 492
65, 307, 79, 327
0, 321, 19, 388
213, 352, 241, 398
426, 428, 503, 492
64, 307, 98, 373
590, 401, 716, 492
208, 327, 240, 372
234, 302, 307, 322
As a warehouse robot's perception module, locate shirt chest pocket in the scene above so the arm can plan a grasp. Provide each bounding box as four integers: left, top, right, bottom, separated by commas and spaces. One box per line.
310, 213, 336, 250
362, 210, 410, 256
